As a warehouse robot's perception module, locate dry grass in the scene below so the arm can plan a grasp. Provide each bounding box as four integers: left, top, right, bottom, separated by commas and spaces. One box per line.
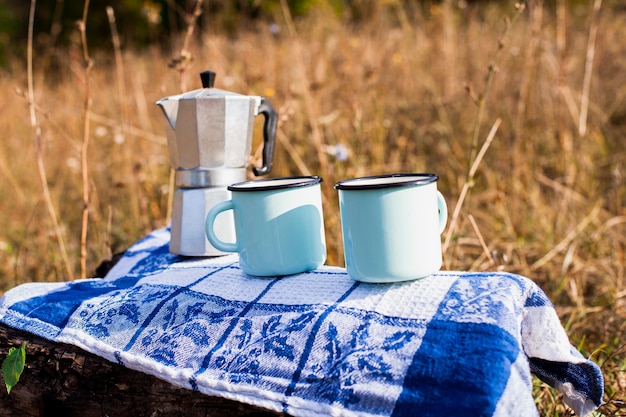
0, 1, 624, 415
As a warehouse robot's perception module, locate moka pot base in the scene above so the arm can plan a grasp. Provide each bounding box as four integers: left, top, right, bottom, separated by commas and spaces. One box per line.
169, 168, 246, 257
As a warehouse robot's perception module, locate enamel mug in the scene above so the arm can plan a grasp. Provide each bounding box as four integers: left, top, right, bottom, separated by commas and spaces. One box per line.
335, 173, 448, 283
205, 176, 326, 276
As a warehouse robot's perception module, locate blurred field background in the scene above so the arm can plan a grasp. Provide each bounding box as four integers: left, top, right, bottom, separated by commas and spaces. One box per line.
0, 0, 624, 414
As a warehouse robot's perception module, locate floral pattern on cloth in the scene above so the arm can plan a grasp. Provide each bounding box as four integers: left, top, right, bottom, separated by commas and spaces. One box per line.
0, 228, 603, 417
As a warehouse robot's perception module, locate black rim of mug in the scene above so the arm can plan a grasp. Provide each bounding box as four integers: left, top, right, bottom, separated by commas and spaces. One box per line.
334, 173, 439, 190
227, 176, 323, 192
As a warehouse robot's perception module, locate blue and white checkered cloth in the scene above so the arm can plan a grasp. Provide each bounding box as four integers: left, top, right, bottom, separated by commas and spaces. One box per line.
0, 228, 603, 416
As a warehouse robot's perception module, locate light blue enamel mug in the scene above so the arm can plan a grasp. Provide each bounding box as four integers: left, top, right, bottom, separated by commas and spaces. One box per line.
205, 176, 326, 276
335, 173, 448, 283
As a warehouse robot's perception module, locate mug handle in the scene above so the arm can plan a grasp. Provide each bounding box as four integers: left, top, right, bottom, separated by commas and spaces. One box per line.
205, 200, 238, 252
436, 191, 448, 234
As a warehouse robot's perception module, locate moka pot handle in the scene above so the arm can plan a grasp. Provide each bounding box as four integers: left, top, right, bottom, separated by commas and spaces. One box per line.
252, 98, 278, 176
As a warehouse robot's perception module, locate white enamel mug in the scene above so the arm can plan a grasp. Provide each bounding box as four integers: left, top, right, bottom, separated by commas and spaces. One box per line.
205, 176, 327, 276
335, 173, 448, 283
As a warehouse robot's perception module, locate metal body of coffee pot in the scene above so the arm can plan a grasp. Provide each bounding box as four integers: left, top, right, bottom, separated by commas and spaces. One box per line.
157, 71, 277, 256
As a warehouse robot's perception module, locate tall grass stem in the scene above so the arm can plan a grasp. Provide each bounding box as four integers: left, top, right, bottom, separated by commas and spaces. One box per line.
277, 128, 312, 176
469, 4, 524, 169
79, 0, 93, 278
530, 203, 602, 271
171, 0, 203, 92
27, 0, 74, 280
106, 7, 129, 147
514, 1, 540, 151
443, 117, 501, 264
279, 0, 328, 174
578, 0, 602, 136
468, 214, 496, 267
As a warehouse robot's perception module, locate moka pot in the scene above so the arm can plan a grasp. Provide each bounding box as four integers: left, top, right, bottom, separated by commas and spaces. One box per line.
156, 70, 277, 256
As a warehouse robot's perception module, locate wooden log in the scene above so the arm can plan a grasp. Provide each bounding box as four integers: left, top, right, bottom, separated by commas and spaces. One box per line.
0, 323, 283, 417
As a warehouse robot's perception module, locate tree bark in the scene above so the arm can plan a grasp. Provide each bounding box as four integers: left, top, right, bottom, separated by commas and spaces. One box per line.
0, 323, 283, 417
